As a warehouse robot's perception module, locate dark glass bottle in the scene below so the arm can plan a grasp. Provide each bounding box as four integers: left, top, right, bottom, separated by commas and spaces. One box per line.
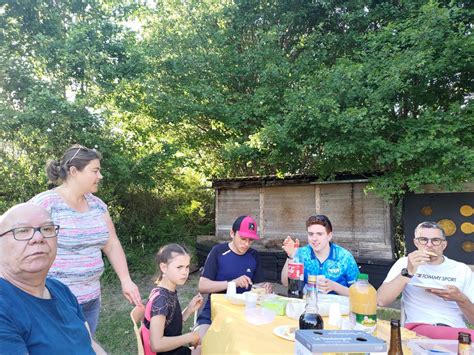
458, 332, 471, 355
287, 240, 304, 299
299, 275, 324, 330
388, 319, 403, 355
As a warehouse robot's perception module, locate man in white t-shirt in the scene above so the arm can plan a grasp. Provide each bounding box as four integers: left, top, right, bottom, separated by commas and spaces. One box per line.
377, 221, 474, 339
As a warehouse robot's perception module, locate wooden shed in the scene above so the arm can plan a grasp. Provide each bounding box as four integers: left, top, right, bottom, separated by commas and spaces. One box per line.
197, 175, 395, 288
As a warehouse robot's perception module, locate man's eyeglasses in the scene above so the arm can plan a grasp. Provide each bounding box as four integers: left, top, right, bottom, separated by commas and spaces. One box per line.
415, 237, 445, 246
0, 225, 60, 241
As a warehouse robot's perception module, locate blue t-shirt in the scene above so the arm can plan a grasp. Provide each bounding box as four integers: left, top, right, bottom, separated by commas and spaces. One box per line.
197, 243, 265, 324
296, 243, 359, 290
0, 277, 94, 355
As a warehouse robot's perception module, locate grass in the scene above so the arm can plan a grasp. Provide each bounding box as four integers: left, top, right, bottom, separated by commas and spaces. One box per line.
95, 271, 201, 354
377, 307, 401, 321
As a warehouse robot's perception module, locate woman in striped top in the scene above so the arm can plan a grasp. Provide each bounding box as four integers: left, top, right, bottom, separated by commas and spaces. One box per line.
30, 144, 142, 334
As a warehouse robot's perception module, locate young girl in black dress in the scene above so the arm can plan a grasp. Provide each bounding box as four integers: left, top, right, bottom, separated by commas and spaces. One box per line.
142, 244, 203, 355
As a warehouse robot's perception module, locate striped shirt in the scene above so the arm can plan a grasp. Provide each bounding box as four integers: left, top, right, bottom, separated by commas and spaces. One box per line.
30, 189, 109, 304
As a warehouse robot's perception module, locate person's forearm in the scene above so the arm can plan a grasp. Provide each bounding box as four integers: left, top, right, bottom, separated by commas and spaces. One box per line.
104, 240, 132, 282
457, 296, 474, 324
377, 276, 408, 307
151, 333, 195, 353
281, 259, 289, 286
198, 277, 228, 294
182, 306, 194, 321
334, 283, 349, 296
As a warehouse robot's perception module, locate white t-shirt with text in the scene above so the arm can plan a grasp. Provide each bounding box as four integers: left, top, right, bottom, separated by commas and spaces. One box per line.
383, 256, 474, 327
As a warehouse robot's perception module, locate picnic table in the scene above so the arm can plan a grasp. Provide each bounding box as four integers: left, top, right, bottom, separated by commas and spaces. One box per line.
201, 294, 421, 354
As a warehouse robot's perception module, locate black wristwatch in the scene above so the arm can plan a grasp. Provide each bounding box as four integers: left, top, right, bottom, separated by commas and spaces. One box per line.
401, 268, 413, 278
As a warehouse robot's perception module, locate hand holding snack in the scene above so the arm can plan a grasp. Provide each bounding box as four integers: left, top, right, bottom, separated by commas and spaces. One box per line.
407, 249, 431, 274
190, 331, 200, 348
425, 250, 438, 260
252, 282, 273, 295
232, 275, 253, 289
188, 293, 204, 313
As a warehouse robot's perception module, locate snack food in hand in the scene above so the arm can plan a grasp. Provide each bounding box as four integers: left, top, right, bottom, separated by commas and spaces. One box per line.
426, 251, 437, 257
251, 286, 267, 295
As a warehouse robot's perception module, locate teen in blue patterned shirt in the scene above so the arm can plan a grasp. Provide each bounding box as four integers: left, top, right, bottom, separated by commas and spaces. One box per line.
281, 215, 359, 296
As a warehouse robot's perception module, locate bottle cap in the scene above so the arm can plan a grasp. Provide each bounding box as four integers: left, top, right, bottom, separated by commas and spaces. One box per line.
458, 331, 471, 344
358, 273, 369, 280
308, 275, 317, 283
390, 319, 401, 327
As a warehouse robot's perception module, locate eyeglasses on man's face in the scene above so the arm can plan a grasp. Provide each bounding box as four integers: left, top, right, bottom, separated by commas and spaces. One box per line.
0, 225, 60, 241
415, 237, 445, 246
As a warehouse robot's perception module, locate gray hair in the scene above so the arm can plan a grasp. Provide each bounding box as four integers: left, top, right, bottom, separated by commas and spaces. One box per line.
414, 221, 445, 239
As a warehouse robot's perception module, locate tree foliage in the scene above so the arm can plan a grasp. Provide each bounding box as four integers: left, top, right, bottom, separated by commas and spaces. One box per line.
112, 0, 473, 199
1, 0, 472, 246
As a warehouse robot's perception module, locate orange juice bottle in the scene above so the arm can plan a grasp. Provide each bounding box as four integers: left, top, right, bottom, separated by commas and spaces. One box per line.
349, 273, 377, 334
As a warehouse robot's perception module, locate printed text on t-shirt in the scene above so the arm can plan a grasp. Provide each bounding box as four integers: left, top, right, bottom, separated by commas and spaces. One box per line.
416, 273, 456, 282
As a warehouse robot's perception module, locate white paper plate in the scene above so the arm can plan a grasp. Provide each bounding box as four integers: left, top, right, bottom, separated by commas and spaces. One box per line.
410, 282, 445, 290
273, 325, 296, 341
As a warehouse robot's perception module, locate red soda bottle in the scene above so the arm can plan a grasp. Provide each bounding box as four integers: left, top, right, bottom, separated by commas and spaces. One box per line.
287, 239, 304, 299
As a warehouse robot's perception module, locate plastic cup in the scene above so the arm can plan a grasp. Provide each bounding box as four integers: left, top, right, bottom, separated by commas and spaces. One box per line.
316, 275, 326, 292
328, 302, 342, 329
341, 317, 352, 330
226, 281, 237, 296
245, 292, 258, 310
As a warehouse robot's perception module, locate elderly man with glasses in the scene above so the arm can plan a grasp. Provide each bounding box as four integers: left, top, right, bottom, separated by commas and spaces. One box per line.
377, 221, 474, 339
0, 203, 106, 354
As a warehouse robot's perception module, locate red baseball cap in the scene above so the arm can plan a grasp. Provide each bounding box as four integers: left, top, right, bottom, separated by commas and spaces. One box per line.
232, 215, 259, 240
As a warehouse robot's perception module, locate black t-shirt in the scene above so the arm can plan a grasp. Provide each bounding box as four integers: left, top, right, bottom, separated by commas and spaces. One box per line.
197, 242, 265, 325
145, 287, 190, 355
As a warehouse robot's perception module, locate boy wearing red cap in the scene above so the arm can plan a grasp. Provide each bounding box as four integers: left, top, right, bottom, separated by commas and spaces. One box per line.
194, 215, 272, 336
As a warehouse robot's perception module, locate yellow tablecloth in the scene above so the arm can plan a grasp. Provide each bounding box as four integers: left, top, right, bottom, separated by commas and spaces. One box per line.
201, 294, 419, 355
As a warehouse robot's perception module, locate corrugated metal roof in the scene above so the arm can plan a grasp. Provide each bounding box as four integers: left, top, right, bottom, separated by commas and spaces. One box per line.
212, 173, 374, 188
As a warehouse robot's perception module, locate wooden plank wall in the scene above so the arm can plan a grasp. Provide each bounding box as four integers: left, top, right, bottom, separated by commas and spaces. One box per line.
319, 184, 392, 260
215, 187, 260, 238
216, 182, 393, 261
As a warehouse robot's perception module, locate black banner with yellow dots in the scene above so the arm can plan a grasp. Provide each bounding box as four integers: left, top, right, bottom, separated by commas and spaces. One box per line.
403, 192, 474, 264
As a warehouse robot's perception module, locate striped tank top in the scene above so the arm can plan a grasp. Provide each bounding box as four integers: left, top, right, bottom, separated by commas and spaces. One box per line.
30, 189, 109, 304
